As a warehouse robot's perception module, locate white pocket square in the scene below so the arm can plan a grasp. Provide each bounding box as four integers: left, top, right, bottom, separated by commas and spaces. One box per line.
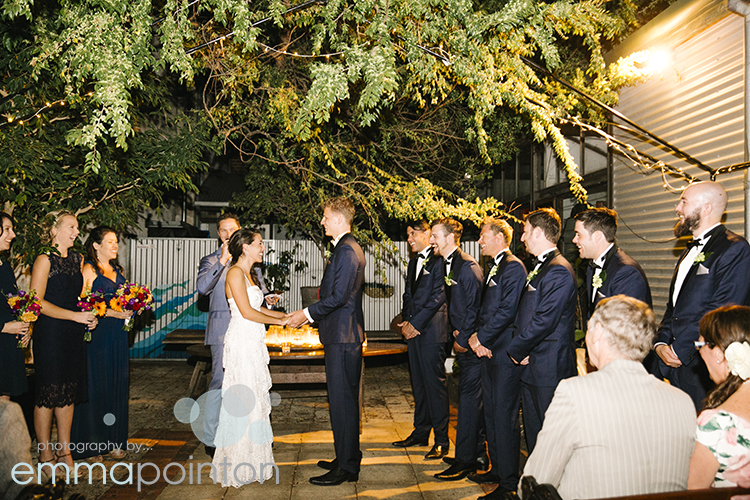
527, 284, 536, 292
488, 279, 497, 287
697, 264, 709, 275
422, 269, 430, 275
597, 291, 606, 299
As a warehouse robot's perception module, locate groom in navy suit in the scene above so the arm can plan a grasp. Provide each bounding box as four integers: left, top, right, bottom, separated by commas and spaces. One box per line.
431, 218, 485, 481
508, 208, 576, 453
287, 197, 366, 486
573, 207, 652, 321
468, 218, 527, 498
655, 181, 750, 409
394, 220, 451, 459
196, 212, 241, 458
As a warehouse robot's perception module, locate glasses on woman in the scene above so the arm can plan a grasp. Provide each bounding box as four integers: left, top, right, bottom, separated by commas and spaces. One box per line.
694, 340, 716, 350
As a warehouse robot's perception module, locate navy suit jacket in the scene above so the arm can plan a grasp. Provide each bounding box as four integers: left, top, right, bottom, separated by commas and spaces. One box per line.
476, 252, 527, 351
508, 249, 577, 386
446, 249, 483, 349
308, 233, 366, 345
656, 225, 750, 365
586, 246, 652, 317
197, 248, 230, 346
402, 249, 449, 343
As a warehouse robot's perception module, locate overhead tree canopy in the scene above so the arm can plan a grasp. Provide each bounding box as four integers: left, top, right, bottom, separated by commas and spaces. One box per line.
0, 0, 668, 258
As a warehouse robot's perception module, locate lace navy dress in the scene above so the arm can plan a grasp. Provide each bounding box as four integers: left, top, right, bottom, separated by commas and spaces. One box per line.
71, 263, 128, 458
0, 260, 28, 396
32, 252, 87, 408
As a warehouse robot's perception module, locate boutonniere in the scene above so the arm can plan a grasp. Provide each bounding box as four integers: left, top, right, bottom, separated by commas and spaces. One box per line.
526, 269, 540, 284
444, 271, 456, 286
422, 256, 431, 268
324, 243, 332, 260
488, 264, 499, 279
693, 251, 713, 265
592, 270, 607, 289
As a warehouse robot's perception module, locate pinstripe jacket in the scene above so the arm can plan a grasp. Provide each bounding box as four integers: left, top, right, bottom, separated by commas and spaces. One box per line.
520, 359, 696, 500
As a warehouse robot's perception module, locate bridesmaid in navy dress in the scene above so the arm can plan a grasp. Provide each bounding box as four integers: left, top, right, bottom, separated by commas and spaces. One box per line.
0, 212, 31, 400
71, 227, 132, 460
31, 211, 98, 470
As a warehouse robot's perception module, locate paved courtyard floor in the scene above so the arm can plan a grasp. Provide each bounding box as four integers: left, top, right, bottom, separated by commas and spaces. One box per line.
44, 354, 516, 500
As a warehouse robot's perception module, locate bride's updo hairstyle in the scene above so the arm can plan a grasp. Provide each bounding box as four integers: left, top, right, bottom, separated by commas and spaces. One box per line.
228, 228, 262, 265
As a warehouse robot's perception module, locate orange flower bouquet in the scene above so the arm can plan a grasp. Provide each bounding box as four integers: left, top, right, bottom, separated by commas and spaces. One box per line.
78, 288, 107, 342
110, 283, 153, 332
6, 290, 41, 348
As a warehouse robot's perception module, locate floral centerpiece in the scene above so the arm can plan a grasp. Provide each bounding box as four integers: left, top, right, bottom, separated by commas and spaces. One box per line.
7, 290, 41, 347
110, 282, 154, 331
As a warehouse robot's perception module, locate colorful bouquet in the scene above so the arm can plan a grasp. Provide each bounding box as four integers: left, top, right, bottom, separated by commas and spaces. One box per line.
78, 288, 107, 342
110, 283, 153, 331
6, 290, 41, 348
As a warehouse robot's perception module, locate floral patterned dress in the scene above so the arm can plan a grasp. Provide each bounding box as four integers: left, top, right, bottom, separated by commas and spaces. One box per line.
696, 408, 750, 487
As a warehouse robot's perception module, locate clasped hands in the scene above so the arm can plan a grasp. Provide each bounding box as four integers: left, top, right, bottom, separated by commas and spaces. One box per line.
284, 309, 309, 329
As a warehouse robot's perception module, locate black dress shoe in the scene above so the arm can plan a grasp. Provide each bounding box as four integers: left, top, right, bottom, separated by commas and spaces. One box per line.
479, 486, 516, 499
317, 458, 338, 470
476, 452, 490, 471
434, 461, 476, 481
442, 456, 455, 465
204, 445, 215, 459
468, 471, 501, 484
392, 435, 429, 447
424, 444, 449, 459
309, 466, 358, 486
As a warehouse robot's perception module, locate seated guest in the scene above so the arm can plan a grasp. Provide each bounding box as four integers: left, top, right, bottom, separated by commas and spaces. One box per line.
688, 305, 750, 488
520, 295, 696, 500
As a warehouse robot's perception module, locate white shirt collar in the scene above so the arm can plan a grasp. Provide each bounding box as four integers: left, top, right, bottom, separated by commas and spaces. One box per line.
419, 247, 432, 258
594, 243, 615, 267
492, 250, 508, 265
695, 223, 721, 243
331, 231, 349, 247
536, 247, 556, 262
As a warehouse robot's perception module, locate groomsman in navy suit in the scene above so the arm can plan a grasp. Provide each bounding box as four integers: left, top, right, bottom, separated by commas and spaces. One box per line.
573, 207, 652, 321
431, 218, 485, 481
196, 212, 241, 458
287, 197, 366, 486
394, 221, 451, 459
654, 181, 750, 410
508, 208, 576, 453
468, 218, 527, 498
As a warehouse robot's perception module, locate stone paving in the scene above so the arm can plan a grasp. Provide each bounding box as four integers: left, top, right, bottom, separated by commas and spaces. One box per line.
49, 356, 502, 500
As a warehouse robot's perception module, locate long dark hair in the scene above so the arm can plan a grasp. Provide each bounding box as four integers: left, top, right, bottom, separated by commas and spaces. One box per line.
228, 228, 262, 286
0, 212, 14, 255
84, 226, 123, 273
700, 305, 750, 409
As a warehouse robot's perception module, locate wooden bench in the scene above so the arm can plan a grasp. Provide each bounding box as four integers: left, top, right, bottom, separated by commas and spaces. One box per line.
162, 329, 206, 346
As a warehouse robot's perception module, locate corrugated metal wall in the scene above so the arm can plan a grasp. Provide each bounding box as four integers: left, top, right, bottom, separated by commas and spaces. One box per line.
127, 237, 481, 358
613, 12, 746, 319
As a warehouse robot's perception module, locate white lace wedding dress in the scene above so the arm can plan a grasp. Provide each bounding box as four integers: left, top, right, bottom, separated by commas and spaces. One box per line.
209, 280, 275, 487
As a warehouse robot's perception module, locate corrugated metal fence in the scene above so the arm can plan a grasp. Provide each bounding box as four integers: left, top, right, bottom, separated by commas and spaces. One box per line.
127, 238, 481, 358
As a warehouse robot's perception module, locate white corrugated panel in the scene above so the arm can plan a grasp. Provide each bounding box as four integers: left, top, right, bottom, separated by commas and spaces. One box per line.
613, 13, 746, 319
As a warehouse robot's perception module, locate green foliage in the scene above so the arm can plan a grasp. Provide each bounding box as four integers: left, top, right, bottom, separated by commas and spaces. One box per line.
0, 0, 663, 258
264, 244, 309, 292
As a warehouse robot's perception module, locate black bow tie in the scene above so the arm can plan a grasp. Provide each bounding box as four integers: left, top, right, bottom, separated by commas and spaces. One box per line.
589, 261, 602, 270
418, 254, 427, 261
686, 238, 704, 250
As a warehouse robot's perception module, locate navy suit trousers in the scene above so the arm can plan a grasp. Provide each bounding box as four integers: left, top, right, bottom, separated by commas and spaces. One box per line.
661, 355, 712, 411
408, 335, 449, 446
481, 352, 521, 490
520, 382, 556, 453
455, 350, 486, 464
324, 343, 363, 473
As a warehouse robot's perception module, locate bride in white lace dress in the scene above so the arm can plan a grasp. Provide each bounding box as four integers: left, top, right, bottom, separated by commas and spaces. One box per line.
209, 228, 288, 487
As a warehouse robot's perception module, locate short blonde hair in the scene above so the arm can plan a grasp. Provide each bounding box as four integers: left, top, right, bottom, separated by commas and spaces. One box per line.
322, 197, 355, 225
589, 295, 655, 361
